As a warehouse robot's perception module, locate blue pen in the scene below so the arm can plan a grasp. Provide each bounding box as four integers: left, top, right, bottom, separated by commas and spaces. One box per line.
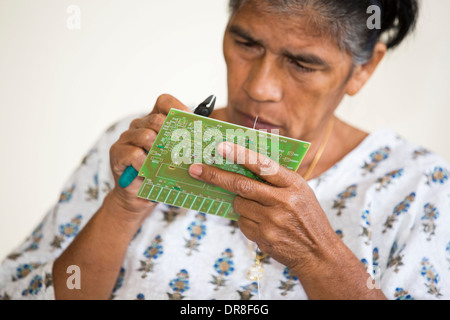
118, 95, 217, 188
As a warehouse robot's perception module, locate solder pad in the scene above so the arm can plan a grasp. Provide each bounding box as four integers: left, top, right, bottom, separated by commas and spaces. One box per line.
137, 109, 310, 221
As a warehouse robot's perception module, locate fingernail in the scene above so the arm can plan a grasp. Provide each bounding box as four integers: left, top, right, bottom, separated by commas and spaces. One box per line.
189, 164, 203, 177
218, 142, 232, 155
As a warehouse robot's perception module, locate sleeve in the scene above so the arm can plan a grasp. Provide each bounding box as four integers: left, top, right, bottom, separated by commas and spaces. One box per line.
0, 117, 132, 300
380, 161, 450, 300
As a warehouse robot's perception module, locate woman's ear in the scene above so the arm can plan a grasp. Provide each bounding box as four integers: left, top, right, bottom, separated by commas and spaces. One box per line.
346, 42, 387, 96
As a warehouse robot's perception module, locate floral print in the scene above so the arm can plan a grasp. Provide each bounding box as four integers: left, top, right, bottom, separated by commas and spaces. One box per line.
412, 147, 430, 160
85, 174, 99, 201
51, 214, 83, 249
162, 205, 184, 224
135, 293, 145, 300
237, 282, 259, 300
362, 146, 390, 175
420, 258, 442, 298
394, 288, 414, 300
21, 273, 52, 297
139, 235, 163, 278
279, 268, 298, 296
333, 184, 357, 216
425, 167, 449, 185
185, 212, 207, 256
360, 209, 371, 245
110, 267, 125, 300
14, 263, 41, 281
387, 242, 406, 273
0, 120, 448, 300
383, 193, 415, 233
7, 223, 44, 260
168, 269, 190, 300
59, 184, 75, 203
421, 203, 439, 240
376, 169, 403, 191
211, 248, 235, 291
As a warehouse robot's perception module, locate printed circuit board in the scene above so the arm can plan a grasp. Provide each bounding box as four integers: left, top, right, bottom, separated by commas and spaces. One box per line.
137, 109, 310, 220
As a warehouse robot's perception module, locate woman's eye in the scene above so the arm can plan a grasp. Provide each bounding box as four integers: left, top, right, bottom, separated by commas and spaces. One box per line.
235, 40, 255, 49
290, 59, 314, 73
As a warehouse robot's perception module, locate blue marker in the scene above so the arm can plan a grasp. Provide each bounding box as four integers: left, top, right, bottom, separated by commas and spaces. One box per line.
118, 95, 216, 188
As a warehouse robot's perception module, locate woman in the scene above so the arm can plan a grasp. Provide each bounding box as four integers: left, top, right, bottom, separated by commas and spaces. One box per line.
1, 0, 448, 300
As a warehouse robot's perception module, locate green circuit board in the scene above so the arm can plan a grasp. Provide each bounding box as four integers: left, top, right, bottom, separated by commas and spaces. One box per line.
137, 109, 310, 220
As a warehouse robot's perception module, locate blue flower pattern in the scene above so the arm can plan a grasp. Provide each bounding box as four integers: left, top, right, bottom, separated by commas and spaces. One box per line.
237, 282, 259, 300
211, 248, 235, 291
376, 169, 404, 191
362, 146, 390, 175
425, 167, 449, 185
383, 193, 416, 233
360, 209, 371, 245
333, 184, 357, 216
420, 258, 442, 298
185, 212, 207, 256
51, 214, 83, 249
1, 122, 449, 300
394, 287, 414, 300
139, 235, 163, 278
279, 267, 298, 296
421, 203, 439, 241
168, 269, 190, 300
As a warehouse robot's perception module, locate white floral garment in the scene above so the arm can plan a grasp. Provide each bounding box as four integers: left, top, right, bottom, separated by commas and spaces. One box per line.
1, 114, 449, 300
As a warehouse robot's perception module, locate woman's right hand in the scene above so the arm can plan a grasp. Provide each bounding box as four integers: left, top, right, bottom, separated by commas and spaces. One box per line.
108, 94, 191, 220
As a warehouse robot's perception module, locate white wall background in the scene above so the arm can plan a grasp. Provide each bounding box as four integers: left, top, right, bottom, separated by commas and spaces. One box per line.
0, 0, 449, 261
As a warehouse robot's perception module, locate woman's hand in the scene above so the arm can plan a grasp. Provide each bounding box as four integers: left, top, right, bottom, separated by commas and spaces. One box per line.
55, 94, 192, 300
188, 141, 387, 299
109, 94, 191, 219
188, 141, 339, 273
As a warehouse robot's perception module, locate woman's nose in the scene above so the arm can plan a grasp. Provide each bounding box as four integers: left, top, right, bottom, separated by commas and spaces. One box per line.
243, 55, 283, 103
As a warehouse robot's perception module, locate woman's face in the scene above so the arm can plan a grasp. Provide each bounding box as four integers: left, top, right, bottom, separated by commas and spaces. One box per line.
223, 2, 356, 141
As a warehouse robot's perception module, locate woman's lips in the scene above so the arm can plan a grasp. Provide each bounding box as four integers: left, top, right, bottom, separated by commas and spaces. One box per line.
237, 111, 280, 131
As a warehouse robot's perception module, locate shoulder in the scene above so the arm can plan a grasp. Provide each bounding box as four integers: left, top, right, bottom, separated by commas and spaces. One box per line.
375, 128, 449, 185
352, 127, 449, 184
313, 127, 450, 215
315, 127, 449, 189
355, 127, 450, 228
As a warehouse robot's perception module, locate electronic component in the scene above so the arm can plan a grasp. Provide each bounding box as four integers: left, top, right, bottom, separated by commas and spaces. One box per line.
137, 109, 310, 220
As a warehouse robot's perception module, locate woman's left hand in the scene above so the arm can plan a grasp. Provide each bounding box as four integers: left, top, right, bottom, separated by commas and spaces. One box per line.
188, 141, 339, 274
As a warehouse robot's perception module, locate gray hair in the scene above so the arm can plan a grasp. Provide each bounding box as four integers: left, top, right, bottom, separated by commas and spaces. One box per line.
228, 0, 419, 65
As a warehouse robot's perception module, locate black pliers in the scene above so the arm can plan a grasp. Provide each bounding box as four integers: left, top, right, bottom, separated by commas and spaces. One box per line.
194, 95, 216, 117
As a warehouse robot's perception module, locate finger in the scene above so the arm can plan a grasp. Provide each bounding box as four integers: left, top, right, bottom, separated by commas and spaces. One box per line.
110, 144, 148, 176
151, 94, 191, 115
120, 128, 157, 152
233, 196, 267, 223
188, 164, 278, 205
129, 113, 166, 131
217, 141, 295, 188
238, 216, 260, 243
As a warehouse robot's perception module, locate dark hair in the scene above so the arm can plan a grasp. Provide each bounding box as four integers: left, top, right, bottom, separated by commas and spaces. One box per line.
228, 0, 419, 64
